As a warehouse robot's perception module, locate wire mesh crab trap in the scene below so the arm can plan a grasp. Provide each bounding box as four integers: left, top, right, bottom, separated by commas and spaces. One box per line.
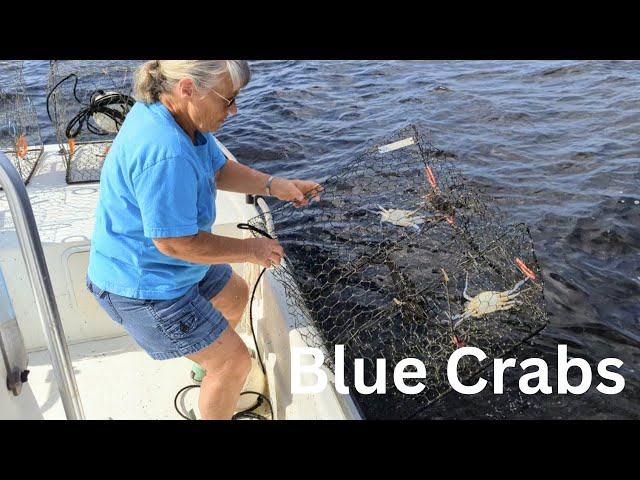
47, 60, 141, 184
0, 61, 43, 185
248, 124, 548, 420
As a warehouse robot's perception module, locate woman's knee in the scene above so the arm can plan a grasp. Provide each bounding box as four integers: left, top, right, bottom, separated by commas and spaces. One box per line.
194, 330, 252, 379
235, 343, 252, 379
217, 340, 251, 382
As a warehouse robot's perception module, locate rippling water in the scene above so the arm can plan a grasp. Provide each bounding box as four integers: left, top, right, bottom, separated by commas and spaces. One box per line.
15, 60, 640, 419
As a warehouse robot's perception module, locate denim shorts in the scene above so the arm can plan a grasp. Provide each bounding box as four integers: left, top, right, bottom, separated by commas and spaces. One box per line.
86, 264, 233, 360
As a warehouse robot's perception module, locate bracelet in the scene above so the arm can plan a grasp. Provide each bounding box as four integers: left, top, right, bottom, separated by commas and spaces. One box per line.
265, 176, 274, 196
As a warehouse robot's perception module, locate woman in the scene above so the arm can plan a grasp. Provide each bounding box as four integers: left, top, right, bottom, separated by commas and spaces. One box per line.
86, 60, 321, 420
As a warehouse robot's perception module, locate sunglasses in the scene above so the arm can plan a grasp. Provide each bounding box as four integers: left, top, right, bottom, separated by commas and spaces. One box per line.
209, 87, 237, 108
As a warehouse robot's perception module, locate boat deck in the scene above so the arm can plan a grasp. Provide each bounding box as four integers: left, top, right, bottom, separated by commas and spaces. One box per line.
28, 335, 196, 420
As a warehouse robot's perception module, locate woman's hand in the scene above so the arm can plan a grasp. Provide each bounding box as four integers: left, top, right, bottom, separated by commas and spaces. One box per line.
270, 178, 323, 207
244, 237, 285, 269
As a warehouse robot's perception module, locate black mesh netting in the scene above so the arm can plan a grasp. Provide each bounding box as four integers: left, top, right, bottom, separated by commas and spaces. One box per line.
248, 124, 548, 420
0, 61, 43, 185
47, 60, 141, 184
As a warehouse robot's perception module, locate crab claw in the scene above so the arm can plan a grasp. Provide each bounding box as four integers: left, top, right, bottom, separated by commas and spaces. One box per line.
451, 310, 473, 329
506, 277, 530, 296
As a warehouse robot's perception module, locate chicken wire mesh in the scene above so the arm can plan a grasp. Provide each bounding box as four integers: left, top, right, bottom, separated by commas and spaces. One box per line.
0, 61, 43, 185
248, 124, 548, 420
46, 60, 141, 184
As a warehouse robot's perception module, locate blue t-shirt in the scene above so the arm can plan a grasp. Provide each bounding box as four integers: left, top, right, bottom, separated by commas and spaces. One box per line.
87, 101, 228, 299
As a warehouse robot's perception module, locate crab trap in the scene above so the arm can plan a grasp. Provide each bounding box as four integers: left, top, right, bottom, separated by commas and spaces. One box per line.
0, 61, 43, 185
248, 124, 549, 420
46, 60, 141, 184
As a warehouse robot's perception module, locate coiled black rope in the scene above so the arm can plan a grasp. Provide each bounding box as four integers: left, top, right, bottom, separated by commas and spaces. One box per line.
232, 391, 274, 420
174, 386, 273, 420
46, 73, 135, 139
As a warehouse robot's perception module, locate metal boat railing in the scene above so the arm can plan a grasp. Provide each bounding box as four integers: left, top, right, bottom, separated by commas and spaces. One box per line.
0, 151, 84, 419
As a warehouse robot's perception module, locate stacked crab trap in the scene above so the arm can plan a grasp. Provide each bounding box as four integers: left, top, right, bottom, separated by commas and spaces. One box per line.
46, 60, 141, 184
248, 124, 548, 420
0, 61, 43, 185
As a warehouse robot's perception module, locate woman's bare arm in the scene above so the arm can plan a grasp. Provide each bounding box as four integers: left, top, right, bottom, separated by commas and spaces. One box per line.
153, 230, 284, 269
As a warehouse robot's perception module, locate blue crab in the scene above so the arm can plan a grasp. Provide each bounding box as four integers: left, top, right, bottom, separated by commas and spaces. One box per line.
376, 205, 424, 229
451, 273, 530, 328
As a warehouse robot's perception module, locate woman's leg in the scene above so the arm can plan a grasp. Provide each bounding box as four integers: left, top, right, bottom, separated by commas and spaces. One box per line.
186, 328, 251, 419
186, 271, 251, 419
208, 271, 250, 329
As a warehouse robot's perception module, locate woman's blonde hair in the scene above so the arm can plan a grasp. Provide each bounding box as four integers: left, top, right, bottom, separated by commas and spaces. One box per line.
133, 60, 251, 104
